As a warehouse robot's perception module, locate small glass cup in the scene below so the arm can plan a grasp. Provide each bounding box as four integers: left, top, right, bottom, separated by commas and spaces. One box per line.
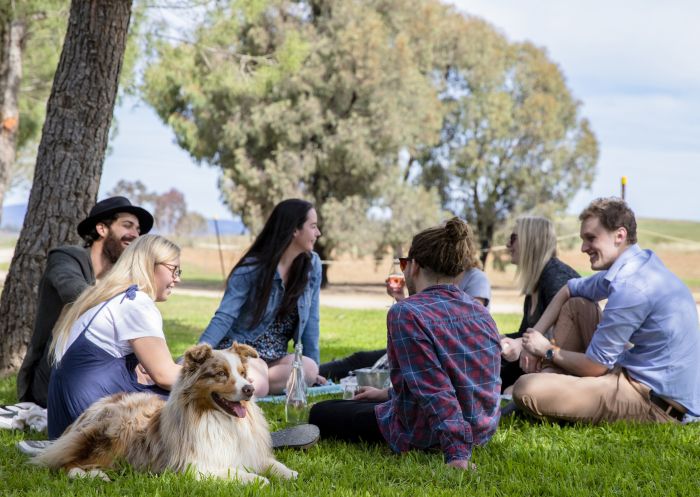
343, 384, 358, 400
340, 376, 358, 399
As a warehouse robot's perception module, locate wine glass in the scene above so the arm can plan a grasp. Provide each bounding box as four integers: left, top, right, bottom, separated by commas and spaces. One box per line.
386, 259, 405, 304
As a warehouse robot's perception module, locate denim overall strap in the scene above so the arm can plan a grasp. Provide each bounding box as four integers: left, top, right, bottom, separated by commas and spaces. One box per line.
77, 284, 139, 339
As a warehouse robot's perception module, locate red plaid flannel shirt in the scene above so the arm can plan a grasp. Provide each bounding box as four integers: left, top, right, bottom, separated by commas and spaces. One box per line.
375, 285, 501, 462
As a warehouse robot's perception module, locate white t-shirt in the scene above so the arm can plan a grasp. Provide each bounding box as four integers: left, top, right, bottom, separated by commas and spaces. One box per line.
57, 290, 164, 362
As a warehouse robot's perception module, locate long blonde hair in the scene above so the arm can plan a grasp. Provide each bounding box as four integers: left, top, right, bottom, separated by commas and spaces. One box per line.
514, 216, 557, 295
50, 234, 180, 362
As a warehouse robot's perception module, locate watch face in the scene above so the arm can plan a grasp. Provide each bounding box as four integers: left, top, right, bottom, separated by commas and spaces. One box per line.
545, 349, 554, 361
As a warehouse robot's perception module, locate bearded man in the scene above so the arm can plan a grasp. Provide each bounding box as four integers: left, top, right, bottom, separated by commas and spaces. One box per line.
16, 196, 153, 407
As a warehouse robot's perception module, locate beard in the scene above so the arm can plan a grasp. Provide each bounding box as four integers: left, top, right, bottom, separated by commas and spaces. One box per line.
102, 232, 128, 264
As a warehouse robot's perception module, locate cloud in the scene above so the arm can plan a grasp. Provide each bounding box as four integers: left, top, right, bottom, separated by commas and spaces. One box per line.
450, 0, 700, 221
450, 0, 700, 93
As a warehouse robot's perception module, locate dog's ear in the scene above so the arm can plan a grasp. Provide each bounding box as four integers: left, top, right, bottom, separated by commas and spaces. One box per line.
183, 344, 213, 373
231, 342, 259, 361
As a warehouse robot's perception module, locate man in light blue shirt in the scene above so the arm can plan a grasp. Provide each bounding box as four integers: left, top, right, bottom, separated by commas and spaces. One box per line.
514, 197, 700, 423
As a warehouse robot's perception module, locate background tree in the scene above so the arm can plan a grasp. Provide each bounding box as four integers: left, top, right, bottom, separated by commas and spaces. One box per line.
106, 178, 154, 207
107, 179, 205, 236
141, 0, 456, 285
419, 17, 598, 265
153, 188, 187, 234
0, 0, 134, 374
0, 1, 66, 225
175, 211, 208, 239
369, 169, 449, 260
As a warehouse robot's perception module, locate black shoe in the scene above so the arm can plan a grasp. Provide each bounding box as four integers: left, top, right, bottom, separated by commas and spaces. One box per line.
500, 401, 520, 418
271, 424, 320, 450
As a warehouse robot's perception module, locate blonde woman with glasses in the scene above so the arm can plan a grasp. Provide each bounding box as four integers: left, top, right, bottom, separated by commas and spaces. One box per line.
47, 235, 182, 439
500, 217, 585, 392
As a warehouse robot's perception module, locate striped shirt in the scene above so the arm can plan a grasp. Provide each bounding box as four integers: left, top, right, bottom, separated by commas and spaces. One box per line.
375, 285, 501, 462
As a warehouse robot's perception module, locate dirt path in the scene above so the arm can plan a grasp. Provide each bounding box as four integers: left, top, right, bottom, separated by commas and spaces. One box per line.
0, 247, 697, 317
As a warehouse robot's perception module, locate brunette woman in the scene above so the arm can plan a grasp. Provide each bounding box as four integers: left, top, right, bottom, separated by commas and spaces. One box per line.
198, 199, 323, 396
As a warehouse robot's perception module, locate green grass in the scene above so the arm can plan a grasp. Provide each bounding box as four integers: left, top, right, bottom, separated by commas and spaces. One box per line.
637, 218, 700, 243
2, 295, 699, 496
0, 232, 18, 248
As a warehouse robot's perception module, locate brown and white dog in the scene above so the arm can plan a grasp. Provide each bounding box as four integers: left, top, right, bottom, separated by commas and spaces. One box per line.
35, 343, 297, 485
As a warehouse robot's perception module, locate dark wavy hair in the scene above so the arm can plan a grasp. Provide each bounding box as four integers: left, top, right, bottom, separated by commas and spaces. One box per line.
81, 213, 120, 247
233, 199, 314, 328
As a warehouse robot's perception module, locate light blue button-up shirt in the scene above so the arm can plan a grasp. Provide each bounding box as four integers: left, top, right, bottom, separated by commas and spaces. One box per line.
198, 252, 322, 364
568, 244, 700, 415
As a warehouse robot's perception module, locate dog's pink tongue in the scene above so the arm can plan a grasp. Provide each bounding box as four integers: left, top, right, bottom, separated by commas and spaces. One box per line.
233, 402, 247, 418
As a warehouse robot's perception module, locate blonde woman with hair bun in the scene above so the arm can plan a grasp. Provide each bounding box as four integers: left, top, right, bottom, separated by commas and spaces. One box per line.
499, 216, 580, 391
47, 234, 183, 439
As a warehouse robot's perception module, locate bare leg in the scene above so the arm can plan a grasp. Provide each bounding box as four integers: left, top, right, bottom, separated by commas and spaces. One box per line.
267, 355, 319, 394
248, 358, 270, 397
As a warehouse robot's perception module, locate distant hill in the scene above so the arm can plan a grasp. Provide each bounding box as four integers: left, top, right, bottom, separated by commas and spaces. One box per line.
1, 204, 26, 231
1, 203, 247, 235
206, 218, 248, 235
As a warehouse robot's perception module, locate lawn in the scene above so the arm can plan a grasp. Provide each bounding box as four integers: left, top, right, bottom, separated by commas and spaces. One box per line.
1, 295, 699, 496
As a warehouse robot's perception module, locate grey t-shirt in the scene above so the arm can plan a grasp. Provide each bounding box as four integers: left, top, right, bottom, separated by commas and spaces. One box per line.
459, 268, 491, 308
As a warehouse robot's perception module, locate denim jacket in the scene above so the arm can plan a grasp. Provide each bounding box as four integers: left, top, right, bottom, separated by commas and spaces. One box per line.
198, 252, 322, 364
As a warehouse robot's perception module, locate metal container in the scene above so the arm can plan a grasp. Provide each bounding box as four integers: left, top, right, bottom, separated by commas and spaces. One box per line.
353, 368, 390, 389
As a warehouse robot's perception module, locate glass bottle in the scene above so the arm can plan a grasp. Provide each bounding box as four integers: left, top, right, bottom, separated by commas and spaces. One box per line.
285, 343, 308, 425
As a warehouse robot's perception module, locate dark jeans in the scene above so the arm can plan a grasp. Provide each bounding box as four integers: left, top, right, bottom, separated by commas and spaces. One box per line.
501, 358, 525, 392
309, 399, 385, 444
318, 349, 386, 381
322, 348, 522, 393
500, 331, 524, 392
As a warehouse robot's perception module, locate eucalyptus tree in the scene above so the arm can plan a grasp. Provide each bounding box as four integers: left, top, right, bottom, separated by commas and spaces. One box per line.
142, 0, 454, 285
420, 17, 598, 264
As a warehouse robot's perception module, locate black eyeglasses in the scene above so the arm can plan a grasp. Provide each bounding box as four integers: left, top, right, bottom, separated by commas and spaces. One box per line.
507, 233, 517, 246
159, 263, 182, 278
398, 257, 412, 271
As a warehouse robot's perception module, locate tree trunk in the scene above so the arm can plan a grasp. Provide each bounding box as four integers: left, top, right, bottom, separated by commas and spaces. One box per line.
315, 240, 330, 289
0, 0, 133, 375
0, 19, 26, 227
477, 219, 494, 269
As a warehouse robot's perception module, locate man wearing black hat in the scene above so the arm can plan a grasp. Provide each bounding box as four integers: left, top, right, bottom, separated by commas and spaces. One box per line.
16, 196, 153, 407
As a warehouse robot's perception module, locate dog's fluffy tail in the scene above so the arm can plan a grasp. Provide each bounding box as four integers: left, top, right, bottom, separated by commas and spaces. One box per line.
33, 428, 93, 470
34, 406, 118, 471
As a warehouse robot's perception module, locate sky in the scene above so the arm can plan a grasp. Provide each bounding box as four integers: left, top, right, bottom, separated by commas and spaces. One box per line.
7, 0, 700, 221
452, 0, 700, 221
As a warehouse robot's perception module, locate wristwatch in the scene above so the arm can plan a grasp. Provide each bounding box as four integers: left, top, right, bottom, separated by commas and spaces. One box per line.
544, 346, 560, 362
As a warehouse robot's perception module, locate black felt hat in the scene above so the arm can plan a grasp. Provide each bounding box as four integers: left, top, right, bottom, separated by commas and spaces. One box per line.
77, 196, 154, 237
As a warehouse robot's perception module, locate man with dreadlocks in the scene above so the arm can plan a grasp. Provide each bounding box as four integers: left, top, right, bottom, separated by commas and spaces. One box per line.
310, 217, 501, 470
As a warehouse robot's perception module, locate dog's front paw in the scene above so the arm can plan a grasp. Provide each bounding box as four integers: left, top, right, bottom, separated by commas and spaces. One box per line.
67, 467, 110, 481
267, 460, 298, 480
250, 475, 270, 486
